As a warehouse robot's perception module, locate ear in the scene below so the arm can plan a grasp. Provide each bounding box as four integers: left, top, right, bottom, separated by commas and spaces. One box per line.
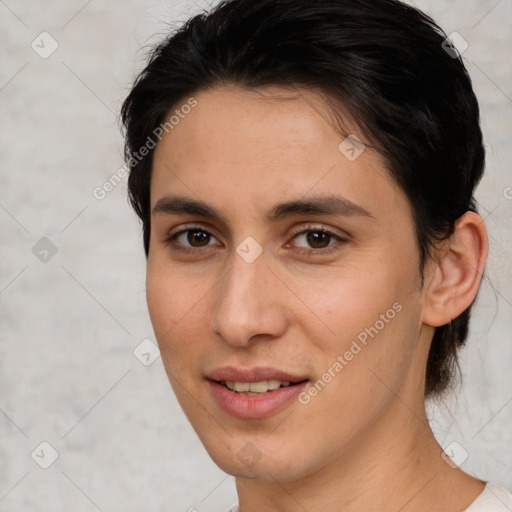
421, 211, 489, 327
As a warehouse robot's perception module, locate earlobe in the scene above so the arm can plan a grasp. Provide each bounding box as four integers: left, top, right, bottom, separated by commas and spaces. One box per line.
421, 211, 489, 327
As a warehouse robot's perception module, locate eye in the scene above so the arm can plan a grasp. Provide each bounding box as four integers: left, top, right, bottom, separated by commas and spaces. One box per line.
165, 223, 347, 256
166, 226, 221, 253
288, 225, 347, 255
295, 231, 335, 249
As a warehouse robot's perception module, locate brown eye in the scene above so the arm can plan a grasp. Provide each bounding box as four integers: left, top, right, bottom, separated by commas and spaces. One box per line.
167, 227, 221, 251
289, 227, 347, 256
306, 231, 332, 249
187, 230, 211, 247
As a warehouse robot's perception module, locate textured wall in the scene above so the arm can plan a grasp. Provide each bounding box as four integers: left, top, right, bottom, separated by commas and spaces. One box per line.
0, 1, 511, 510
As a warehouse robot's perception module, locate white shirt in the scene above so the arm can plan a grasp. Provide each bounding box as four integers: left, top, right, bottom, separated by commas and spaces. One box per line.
226, 482, 512, 511
463, 482, 512, 511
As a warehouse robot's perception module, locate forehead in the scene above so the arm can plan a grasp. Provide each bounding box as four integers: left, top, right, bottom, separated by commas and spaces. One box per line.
156, 85, 355, 163
150, 84, 406, 224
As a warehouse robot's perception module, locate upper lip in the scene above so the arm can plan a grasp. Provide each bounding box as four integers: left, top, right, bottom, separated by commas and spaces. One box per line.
207, 366, 308, 383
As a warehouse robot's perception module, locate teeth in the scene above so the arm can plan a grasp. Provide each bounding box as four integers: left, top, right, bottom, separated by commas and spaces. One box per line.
234, 382, 250, 392
245, 381, 268, 393
222, 380, 295, 394
267, 379, 281, 390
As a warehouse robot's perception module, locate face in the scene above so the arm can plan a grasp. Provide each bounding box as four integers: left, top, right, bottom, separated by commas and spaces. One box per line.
147, 85, 431, 482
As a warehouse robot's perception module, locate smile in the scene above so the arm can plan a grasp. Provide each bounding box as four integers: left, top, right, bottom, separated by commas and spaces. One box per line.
220, 379, 294, 394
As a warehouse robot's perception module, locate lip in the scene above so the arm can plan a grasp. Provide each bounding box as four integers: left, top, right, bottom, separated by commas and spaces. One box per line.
207, 366, 307, 383
208, 380, 308, 419
206, 366, 309, 420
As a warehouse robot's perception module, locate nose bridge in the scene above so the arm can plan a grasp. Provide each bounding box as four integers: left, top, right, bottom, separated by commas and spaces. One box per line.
211, 251, 287, 346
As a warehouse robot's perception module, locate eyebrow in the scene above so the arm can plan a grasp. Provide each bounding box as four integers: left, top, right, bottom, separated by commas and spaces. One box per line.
152, 194, 373, 222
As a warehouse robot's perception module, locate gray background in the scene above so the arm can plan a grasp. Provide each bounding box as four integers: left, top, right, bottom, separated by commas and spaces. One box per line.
0, 0, 511, 511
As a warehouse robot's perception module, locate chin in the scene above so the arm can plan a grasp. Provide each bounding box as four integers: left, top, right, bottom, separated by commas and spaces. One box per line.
202, 433, 316, 482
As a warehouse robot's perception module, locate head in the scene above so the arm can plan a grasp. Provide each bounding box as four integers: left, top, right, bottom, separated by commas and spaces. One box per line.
121, 0, 487, 481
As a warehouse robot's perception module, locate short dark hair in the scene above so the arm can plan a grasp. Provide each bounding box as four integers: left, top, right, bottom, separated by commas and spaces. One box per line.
120, 0, 485, 397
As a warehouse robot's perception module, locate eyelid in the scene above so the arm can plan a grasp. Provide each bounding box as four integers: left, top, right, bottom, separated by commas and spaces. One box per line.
166, 222, 347, 239
166, 222, 220, 240
287, 222, 349, 241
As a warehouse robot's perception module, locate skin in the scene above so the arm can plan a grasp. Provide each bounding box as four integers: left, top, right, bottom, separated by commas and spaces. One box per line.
147, 84, 489, 511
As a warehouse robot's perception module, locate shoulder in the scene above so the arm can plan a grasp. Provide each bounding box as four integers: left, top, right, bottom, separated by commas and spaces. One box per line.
464, 482, 512, 511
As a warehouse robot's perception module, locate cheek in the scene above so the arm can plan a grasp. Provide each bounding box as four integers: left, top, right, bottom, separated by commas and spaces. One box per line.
145, 264, 215, 420
294, 262, 404, 343
145, 261, 207, 361
298, 250, 421, 385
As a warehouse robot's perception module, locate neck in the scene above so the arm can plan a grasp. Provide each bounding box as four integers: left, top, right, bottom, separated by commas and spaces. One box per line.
235, 400, 484, 512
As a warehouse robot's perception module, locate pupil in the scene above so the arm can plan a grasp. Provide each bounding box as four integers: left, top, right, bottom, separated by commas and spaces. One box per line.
307, 231, 330, 249
188, 230, 210, 247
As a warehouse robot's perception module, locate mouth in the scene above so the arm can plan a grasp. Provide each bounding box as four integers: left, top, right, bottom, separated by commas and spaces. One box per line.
206, 366, 310, 419
216, 379, 307, 395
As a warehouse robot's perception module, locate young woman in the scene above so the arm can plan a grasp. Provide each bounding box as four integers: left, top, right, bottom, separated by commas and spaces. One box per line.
121, 0, 512, 510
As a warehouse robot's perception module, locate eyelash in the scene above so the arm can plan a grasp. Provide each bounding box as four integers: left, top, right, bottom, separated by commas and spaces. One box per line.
165, 223, 347, 256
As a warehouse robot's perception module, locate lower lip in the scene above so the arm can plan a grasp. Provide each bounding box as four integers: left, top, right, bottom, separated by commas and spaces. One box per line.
208, 380, 308, 419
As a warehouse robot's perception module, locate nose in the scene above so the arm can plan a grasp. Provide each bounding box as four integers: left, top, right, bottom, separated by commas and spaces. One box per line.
210, 251, 289, 347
